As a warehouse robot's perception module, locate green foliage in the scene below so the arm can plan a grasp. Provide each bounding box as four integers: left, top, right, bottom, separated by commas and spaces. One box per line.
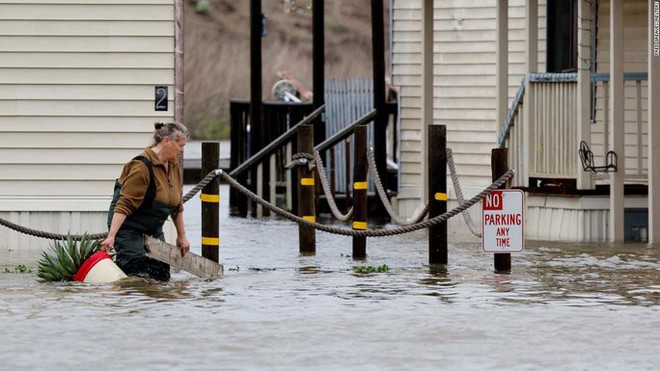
201, 119, 230, 140
196, 0, 211, 15
4, 264, 33, 274
327, 21, 348, 33
352, 264, 390, 274
37, 235, 101, 282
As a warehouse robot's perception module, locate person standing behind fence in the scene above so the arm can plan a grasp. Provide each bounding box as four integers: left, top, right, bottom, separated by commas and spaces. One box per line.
100, 122, 191, 281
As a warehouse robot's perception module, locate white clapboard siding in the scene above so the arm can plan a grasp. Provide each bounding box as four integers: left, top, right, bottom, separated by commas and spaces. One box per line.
0, 69, 173, 85
0, 132, 151, 148
0, 180, 111, 196
0, 53, 174, 68
0, 84, 172, 100
392, 0, 543, 212
0, 211, 110, 251
0, 0, 175, 252
0, 164, 121, 180
0, 116, 172, 132
0, 20, 174, 36
0, 148, 149, 164
0, 4, 173, 20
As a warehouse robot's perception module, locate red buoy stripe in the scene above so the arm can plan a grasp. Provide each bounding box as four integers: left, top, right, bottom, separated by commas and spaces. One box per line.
73, 250, 112, 282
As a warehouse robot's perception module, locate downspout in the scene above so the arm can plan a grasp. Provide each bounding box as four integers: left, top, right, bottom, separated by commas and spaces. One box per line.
175, 0, 184, 179
174, 0, 184, 124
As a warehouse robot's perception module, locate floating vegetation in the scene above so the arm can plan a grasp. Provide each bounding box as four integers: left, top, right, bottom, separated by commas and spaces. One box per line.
352, 264, 390, 274
4, 264, 33, 274
248, 267, 277, 272
37, 235, 100, 282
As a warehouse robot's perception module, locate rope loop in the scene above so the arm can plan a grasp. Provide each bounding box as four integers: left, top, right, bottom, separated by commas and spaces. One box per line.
0, 169, 223, 241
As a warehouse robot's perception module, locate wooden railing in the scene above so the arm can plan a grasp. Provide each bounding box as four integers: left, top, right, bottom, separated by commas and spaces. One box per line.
591, 73, 648, 182
500, 72, 649, 188
527, 73, 579, 180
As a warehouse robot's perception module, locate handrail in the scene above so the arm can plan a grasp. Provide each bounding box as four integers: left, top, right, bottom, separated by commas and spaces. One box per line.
591, 72, 648, 81
497, 77, 526, 148
314, 109, 376, 153
229, 104, 325, 177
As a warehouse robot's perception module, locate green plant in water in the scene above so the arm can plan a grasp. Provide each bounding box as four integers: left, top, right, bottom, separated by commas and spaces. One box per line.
195, 0, 211, 15
352, 264, 390, 274
37, 235, 101, 282
4, 264, 33, 274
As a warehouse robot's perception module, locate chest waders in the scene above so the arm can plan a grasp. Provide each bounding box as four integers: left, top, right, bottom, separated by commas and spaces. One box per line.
107, 156, 177, 281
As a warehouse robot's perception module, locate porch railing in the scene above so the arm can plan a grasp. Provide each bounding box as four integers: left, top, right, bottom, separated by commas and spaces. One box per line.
499, 72, 648, 188
591, 72, 648, 182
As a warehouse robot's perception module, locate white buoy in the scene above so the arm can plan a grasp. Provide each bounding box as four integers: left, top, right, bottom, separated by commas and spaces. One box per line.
73, 251, 127, 283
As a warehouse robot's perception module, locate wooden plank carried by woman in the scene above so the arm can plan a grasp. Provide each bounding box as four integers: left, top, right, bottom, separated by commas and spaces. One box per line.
144, 236, 223, 280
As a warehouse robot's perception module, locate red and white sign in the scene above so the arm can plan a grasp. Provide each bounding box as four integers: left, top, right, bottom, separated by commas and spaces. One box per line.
482, 189, 524, 253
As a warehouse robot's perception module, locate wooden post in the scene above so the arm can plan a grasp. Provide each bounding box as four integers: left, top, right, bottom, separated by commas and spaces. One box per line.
609, 0, 625, 241
201, 142, 220, 263
297, 124, 316, 254
352, 125, 368, 259
345, 138, 352, 207
250, 0, 264, 217
492, 148, 511, 272
312, 0, 326, 145
371, 0, 387, 194
428, 125, 447, 265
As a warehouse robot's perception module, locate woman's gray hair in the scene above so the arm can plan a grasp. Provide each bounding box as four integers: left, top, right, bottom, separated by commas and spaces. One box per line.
152, 121, 190, 146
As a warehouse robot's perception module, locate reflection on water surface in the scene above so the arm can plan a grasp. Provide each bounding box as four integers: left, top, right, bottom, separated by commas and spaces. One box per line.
0, 185, 658, 370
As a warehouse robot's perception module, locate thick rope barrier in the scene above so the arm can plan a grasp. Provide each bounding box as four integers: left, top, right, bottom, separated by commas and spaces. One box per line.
0, 218, 109, 241
218, 169, 514, 237
0, 169, 221, 241
446, 148, 482, 237
313, 151, 353, 221
366, 148, 429, 225
2, 164, 513, 240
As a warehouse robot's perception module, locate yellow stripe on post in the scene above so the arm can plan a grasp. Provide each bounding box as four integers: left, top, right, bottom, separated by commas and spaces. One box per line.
354, 181, 368, 190
352, 221, 367, 230
303, 216, 316, 223
300, 177, 315, 186
434, 193, 447, 201
201, 237, 220, 246
200, 193, 220, 203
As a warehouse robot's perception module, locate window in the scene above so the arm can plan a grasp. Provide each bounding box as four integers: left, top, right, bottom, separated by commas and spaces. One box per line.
547, 0, 578, 72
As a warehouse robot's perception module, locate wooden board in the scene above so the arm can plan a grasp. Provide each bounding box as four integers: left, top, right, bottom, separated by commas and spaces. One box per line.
144, 236, 223, 280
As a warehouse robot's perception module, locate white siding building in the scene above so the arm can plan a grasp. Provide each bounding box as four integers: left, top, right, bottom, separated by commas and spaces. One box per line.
391, 0, 659, 243
0, 0, 177, 252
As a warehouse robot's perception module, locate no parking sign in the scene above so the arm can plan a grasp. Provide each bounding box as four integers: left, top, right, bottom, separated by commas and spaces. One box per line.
482, 189, 524, 253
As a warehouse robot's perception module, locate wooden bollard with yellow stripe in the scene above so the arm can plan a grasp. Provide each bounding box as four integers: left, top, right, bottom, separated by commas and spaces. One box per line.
428, 125, 447, 265
352, 125, 368, 259
297, 123, 316, 254
201, 142, 220, 263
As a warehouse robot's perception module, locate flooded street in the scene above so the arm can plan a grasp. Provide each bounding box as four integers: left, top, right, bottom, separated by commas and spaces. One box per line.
1, 185, 659, 370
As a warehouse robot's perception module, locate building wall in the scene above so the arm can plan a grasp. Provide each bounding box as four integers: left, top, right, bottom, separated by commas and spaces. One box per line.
391, 0, 545, 221
0, 0, 175, 251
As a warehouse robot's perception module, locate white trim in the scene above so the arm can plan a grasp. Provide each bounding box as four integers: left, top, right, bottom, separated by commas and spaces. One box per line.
0, 197, 111, 211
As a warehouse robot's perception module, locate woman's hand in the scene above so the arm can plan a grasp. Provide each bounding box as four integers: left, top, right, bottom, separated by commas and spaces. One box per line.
177, 235, 190, 256
100, 235, 115, 251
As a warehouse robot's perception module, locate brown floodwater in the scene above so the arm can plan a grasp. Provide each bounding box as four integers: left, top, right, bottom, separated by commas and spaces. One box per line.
1, 185, 658, 370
